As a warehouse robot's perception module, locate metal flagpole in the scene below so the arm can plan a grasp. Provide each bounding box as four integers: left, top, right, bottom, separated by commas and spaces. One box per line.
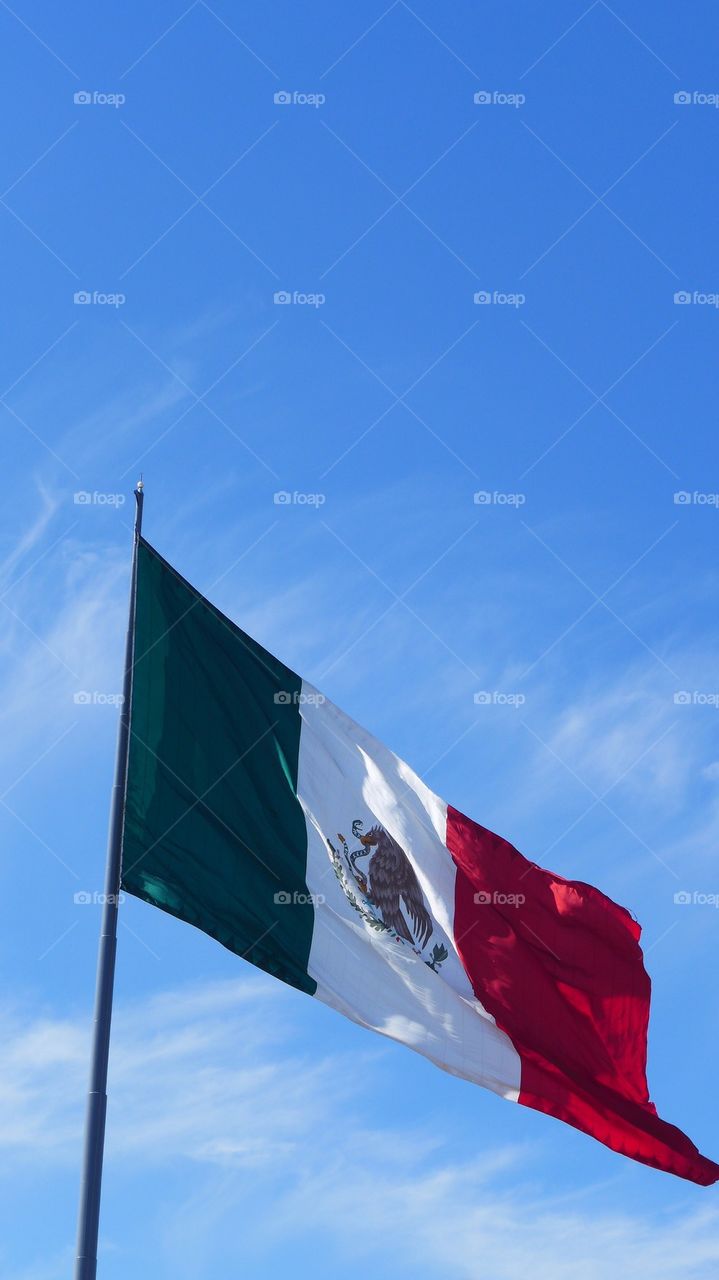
74, 480, 144, 1280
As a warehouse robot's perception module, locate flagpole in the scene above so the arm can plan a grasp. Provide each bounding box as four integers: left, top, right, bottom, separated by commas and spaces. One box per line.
74, 480, 144, 1280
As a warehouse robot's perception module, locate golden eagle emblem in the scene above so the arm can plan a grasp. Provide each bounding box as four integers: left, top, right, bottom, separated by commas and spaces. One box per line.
327, 819, 448, 972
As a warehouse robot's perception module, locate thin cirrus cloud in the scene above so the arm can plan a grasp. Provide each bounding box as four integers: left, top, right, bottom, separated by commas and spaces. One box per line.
0, 516, 128, 764
2, 975, 718, 1280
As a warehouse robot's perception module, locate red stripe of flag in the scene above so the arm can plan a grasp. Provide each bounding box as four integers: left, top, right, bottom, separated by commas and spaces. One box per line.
446, 804, 719, 1184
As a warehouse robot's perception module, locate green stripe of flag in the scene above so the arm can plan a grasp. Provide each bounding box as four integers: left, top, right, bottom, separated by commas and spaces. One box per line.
122, 538, 316, 994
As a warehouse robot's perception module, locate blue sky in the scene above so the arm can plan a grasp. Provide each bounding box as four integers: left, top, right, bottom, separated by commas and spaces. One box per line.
1, 1, 718, 1275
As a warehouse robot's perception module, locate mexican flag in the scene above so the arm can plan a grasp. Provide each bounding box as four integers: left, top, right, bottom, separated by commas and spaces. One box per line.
122, 538, 718, 1185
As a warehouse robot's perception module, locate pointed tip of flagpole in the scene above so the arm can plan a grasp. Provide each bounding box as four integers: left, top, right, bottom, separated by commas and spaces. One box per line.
134, 474, 144, 537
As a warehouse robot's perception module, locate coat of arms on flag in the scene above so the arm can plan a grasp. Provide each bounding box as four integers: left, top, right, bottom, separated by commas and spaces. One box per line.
327, 820, 449, 972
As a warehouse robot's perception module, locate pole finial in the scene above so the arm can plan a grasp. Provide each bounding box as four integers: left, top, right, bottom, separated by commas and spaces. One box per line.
133, 476, 144, 538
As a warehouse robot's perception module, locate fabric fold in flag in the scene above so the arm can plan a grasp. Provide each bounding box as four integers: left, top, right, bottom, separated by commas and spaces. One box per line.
121, 537, 719, 1185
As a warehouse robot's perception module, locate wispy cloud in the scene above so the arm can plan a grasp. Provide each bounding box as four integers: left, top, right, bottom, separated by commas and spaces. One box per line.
0, 520, 128, 769
0, 975, 355, 1166
0, 480, 60, 590
2, 976, 718, 1278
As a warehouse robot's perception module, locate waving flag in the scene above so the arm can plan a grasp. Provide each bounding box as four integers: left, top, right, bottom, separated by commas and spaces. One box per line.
121, 537, 719, 1185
